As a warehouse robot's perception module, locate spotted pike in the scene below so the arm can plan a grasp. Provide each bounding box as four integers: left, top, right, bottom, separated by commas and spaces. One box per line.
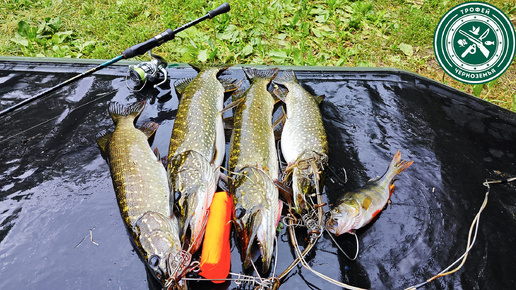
273, 69, 328, 213
229, 67, 281, 272
326, 151, 413, 236
168, 64, 234, 254
96, 101, 182, 286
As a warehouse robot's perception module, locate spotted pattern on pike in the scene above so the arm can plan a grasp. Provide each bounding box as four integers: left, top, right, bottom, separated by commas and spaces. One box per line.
274, 69, 328, 212
168, 65, 229, 254
229, 67, 280, 273
168, 65, 227, 163
96, 101, 181, 286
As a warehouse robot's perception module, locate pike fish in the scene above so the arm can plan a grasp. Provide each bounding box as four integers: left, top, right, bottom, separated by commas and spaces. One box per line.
274, 69, 328, 213
96, 101, 182, 286
168, 64, 234, 254
326, 151, 413, 236
229, 67, 281, 272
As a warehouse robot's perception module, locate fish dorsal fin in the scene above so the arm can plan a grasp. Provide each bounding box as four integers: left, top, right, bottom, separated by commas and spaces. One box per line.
231, 86, 247, 102
190, 63, 233, 73
222, 116, 234, 130
96, 130, 112, 155
221, 97, 245, 115
108, 101, 145, 123
218, 77, 241, 93
272, 106, 286, 133
139, 122, 159, 139
270, 85, 288, 102
313, 94, 325, 104
161, 155, 168, 168
153, 147, 160, 160
174, 78, 194, 95
274, 179, 293, 206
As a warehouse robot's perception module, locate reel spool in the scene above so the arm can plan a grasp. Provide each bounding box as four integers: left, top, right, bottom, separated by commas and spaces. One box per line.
127, 52, 168, 91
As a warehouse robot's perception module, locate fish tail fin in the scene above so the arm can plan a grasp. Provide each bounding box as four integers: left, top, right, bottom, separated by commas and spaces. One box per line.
391, 151, 413, 176
388, 151, 413, 177
386, 151, 413, 194
108, 101, 145, 123
190, 63, 233, 73
273, 69, 297, 85
243, 67, 279, 82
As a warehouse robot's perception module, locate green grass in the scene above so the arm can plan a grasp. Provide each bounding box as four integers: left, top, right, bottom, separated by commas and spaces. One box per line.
0, 0, 515, 110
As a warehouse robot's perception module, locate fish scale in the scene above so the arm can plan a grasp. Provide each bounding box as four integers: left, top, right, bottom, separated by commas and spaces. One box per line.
96, 101, 182, 287
168, 65, 229, 254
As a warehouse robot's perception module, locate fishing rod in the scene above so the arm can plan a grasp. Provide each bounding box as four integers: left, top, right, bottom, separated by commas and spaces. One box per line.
0, 2, 230, 117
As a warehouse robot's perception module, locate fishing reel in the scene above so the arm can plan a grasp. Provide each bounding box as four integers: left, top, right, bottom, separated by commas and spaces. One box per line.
127, 51, 168, 91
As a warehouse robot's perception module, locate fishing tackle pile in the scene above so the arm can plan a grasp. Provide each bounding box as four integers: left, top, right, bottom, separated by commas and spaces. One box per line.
95, 64, 417, 289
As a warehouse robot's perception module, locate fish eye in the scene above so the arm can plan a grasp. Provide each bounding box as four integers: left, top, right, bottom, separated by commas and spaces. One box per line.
149, 255, 161, 268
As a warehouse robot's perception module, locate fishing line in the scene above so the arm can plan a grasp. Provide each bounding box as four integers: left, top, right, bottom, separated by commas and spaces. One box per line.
323, 224, 359, 261
288, 215, 368, 290
0, 91, 116, 145
181, 272, 272, 288
403, 177, 516, 290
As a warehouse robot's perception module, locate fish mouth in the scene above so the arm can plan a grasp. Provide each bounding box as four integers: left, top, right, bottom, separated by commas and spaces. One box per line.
325, 212, 352, 236
234, 207, 274, 273
325, 217, 338, 235
135, 212, 182, 286
170, 150, 216, 253
147, 254, 168, 285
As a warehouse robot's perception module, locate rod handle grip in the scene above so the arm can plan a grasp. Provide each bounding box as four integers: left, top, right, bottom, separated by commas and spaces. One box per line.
122, 29, 174, 59
208, 2, 230, 19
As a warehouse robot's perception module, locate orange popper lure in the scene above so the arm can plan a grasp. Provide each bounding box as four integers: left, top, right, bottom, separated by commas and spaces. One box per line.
199, 191, 233, 283
326, 151, 413, 236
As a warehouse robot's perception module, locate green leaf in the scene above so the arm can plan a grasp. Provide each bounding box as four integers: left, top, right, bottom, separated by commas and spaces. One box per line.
208, 48, 218, 61
486, 79, 498, 90
276, 34, 288, 40
399, 43, 413, 57
17, 21, 30, 38
197, 49, 207, 62
293, 50, 303, 65
242, 44, 253, 56
315, 15, 326, 23
472, 84, 484, 97
312, 27, 323, 38
268, 50, 288, 62
10, 35, 29, 46
220, 25, 240, 42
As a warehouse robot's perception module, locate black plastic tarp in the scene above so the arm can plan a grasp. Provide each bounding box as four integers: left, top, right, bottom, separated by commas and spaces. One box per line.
1, 58, 515, 289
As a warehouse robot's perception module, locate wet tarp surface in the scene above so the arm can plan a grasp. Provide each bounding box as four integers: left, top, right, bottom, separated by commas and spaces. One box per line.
1, 59, 515, 290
